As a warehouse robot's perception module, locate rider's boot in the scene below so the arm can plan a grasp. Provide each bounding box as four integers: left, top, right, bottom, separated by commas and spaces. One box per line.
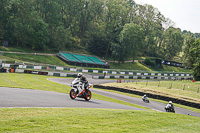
85, 87, 89, 95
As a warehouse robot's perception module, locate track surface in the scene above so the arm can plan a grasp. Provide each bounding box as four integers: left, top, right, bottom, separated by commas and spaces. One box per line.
0, 87, 143, 110
1, 74, 199, 117
48, 76, 200, 117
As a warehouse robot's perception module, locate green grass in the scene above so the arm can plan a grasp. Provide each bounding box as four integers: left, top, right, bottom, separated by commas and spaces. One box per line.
93, 87, 200, 114
110, 62, 152, 71
103, 81, 200, 104
0, 73, 147, 110
152, 65, 191, 73
0, 46, 30, 52
0, 108, 199, 133
0, 46, 56, 53
2, 53, 68, 66
0, 74, 200, 132
0, 73, 69, 93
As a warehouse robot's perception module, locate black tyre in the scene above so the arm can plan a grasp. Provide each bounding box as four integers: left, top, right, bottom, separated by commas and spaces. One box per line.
69, 89, 77, 100
84, 90, 92, 101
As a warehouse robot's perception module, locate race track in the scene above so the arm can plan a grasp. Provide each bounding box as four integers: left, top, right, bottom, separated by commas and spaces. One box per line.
1, 74, 199, 117
48, 75, 200, 117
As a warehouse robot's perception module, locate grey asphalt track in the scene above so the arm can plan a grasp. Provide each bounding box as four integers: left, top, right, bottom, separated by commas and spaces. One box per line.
48, 76, 200, 117
1, 74, 199, 117
0, 87, 143, 110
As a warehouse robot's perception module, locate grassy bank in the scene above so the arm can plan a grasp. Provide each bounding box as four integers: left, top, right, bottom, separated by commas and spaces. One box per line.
0, 108, 200, 133
103, 81, 200, 104
109, 62, 152, 71
0, 73, 69, 93
1, 53, 68, 66
0, 48, 191, 72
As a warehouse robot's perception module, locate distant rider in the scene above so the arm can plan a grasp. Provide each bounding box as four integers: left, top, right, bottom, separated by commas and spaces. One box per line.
165, 101, 174, 111
77, 73, 89, 91
142, 94, 147, 100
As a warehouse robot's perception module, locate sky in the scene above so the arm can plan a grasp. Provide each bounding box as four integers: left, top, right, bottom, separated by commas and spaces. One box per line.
134, 0, 200, 33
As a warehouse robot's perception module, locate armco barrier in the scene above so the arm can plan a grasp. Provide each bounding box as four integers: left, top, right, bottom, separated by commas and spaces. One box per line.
24, 70, 48, 75
92, 75, 192, 80
2, 63, 192, 78
93, 85, 200, 109
15, 69, 76, 77
0, 68, 7, 72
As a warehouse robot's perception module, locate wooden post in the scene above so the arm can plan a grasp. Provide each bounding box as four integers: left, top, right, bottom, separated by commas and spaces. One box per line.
183, 84, 185, 90
169, 83, 172, 89
158, 81, 160, 87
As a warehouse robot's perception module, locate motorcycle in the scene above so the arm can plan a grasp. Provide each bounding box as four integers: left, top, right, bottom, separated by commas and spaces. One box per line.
69, 78, 92, 101
165, 104, 175, 113
142, 96, 150, 103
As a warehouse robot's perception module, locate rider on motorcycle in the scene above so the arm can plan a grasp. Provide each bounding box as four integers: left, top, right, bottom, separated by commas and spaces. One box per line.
77, 73, 89, 92
168, 101, 174, 108
165, 101, 174, 111
142, 94, 147, 100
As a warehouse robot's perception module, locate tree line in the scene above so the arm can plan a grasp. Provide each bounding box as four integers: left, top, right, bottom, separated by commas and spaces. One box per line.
0, 0, 199, 69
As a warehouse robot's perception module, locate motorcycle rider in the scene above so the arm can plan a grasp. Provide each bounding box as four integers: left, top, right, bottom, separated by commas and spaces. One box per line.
142, 94, 147, 100
165, 101, 174, 111
77, 73, 89, 93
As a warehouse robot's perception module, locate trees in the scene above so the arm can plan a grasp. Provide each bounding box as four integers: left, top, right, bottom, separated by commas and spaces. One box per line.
0, 0, 190, 63
183, 36, 200, 80
133, 4, 166, 57
183, 33, 196, 68
111, 23, 144, 63
187, 39, 200, 80
163, 27, 184, 60
119, 23, 144, 61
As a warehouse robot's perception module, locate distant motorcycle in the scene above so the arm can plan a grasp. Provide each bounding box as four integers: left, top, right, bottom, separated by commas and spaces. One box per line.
142, 96, 150, 103
165, 104, 175, 113
69, 78, 92, 101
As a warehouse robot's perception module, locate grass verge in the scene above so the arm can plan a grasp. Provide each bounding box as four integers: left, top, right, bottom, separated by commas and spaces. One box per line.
0, 73, 69, 93
102, 81, 200, 104
2, 53, 68, 66
0, 73, 146, 110
93, 88, 200, 114
0, 108, 199, 133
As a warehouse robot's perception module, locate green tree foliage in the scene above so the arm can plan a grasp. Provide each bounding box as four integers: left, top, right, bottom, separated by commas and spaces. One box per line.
133, 4, 165, 57
118, 23, 144, 62
183, 33, 196, 68
0, 0, 189, 62
144, 58, 155, 67
50, 26, 74, 51
27, 19, 50, 50
191, 39, 200, 80
163, 27, 184, 60
88, 30, 109, 57
184, 38, 200, 80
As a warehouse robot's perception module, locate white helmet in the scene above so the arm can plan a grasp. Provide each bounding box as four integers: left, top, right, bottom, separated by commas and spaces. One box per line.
144, 94, 146, 97
77, 73, 83, 78
169, 101, 172, 104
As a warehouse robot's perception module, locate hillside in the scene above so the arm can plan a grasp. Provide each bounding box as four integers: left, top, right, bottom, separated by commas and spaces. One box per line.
0, 46, 191, 72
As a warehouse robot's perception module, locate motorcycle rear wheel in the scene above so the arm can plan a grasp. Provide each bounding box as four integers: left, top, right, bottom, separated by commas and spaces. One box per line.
84, 90, 92, 101
69, 89, 77, 99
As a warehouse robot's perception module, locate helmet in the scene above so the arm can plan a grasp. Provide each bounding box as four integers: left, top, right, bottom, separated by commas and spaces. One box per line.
77, 73, 83, 78
144, 94, 146, 97
169, 101, 172, 104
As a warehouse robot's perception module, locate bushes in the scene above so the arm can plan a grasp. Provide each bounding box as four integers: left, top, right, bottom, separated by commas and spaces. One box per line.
144, 58, 156, 67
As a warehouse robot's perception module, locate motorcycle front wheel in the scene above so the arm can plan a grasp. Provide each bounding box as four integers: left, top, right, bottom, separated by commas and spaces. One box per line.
84, 90, 92, 101
69, 89, 77, 99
